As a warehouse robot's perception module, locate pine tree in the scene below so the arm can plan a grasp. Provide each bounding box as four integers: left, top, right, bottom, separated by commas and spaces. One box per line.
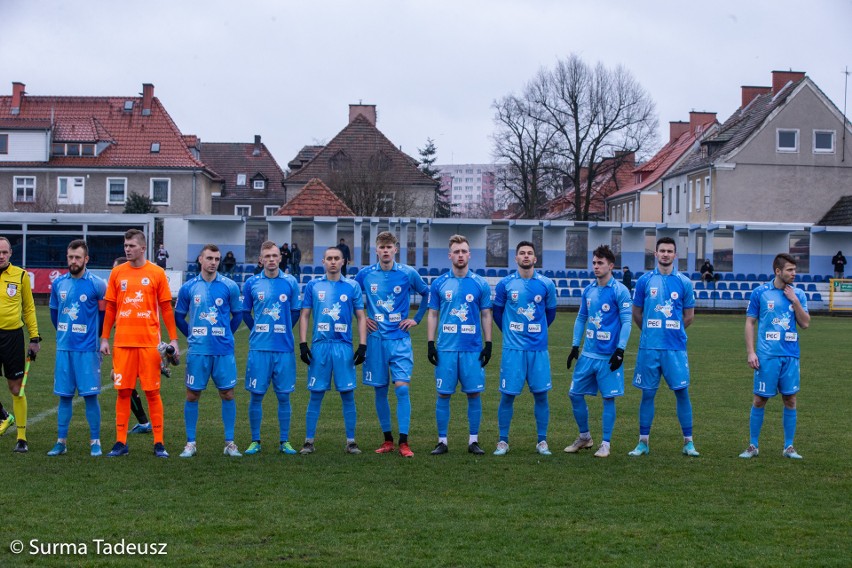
419, 138, 451, 218
123, 192, 159, 214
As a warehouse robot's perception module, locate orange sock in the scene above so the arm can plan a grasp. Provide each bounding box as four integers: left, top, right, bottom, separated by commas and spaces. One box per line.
145, 389, 164, 445
116, 389, 132, 444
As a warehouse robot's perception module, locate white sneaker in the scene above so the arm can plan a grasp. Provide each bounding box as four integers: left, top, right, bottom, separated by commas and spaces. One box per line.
179, 442, 197, 458
493, 441, 509, 456
564, 436, 594, 453
223, 441, 242, 457
536, 441, 552, 456
594, 443, 610, 458
739, 444, 759, 459
783, 445, 803, 460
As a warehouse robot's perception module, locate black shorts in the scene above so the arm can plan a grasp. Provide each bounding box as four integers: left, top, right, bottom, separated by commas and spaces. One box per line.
0, 328, 25, 380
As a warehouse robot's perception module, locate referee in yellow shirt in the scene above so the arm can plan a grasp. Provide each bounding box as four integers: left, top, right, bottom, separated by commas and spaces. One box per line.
0, 237, 41, 452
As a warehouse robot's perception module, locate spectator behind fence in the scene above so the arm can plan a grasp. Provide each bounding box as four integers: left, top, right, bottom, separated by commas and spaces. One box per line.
832, 250, 846, 279
221, 251, 237, 276
700, 260, 715, 283
622, 266, 633, 292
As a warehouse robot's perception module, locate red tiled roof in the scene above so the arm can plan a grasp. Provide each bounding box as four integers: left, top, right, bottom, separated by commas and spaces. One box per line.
542, 153, 636, 219
201, 140, 287, 192
0, 89, 206, 170
275, 178, 355, 217
285, 114, 436, 187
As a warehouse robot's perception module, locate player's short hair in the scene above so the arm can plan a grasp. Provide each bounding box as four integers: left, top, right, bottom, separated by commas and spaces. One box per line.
593, 244, 615, 264
448, 234, 469, 249
113, 256, 127, 267
125, 229, 146, 245
260, 240, 279, 253
773, 253, 797, 272
67, 239, 88, 255
516, 240, 536, 254
324, 246, 343, 258
199, 243, 220, 255
376, 231, 398, 246
0, 236, 11, 249
656, 236, 676, 251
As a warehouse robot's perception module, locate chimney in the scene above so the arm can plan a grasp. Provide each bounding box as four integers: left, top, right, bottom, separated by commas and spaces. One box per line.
771, 70, 805, 95
689, 111, 717, 134
741, 86, 771, 108
669, 121, 690, 142
141, 83, 154, 116
349, 104, 376, 125
11, 82, 25, 115
252, 135, 261, 157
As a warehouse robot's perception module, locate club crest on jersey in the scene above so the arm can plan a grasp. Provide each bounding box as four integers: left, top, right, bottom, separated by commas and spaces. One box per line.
510, 290, 519, 302
602, 303, 610, 312
279, 294, 287, 302
80, 294, 87, 302
650, 287, 658, 298
466, 293, 474, 302
450, 303, 470, 322
671, 292, 679, 300
340, 294, 348, 302
215, 297, 224, 306
60, 290, 67, 301
318, 290, 326, 301
370, 283, 378, 294
141, 278, 150, 286
120, 280, 128, 291
444, 290, 453, 301
194, 294, 201, 305
767, 300, 775, 310
534, 294, 542, 303
393, 286, 402, 294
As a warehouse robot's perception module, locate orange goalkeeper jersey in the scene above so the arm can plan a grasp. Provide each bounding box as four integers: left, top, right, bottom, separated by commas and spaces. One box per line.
104, 261, 172, 347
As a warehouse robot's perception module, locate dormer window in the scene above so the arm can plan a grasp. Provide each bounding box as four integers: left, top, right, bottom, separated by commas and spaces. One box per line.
236, 174, 247, 187
253, 179, 266, 190
150, 142, 160, 153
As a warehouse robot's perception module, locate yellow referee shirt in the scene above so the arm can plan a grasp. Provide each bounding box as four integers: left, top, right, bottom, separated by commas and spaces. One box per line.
0, 264, 39, 337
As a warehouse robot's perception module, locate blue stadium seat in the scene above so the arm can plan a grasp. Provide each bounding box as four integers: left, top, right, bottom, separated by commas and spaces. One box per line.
569, 280, 579, 288
348, 267, 358, 276
184, 272, 197, 281
716, 282, 727, 290
806, 284, 816, 292
497, 269, 509, 277
557, 280, 568, 288
812, 275, 825, 283
695, 281, 705, 290
555, 270, 566, 278
723, 273, 734, 281
801, 274, 812, 282
559, 289, 570, 297
475, 268, 485, 276
812, 293, 822, 302
566, 270, 578, 278
544, 270, 555, 278
758, 274, 770, 281
486, 269, 497, 277
186, 262, 198, 272
732, 291, 743, 300
301, 266, 312, 275
736, 273, 747, 281
710, 291, 720, 300
429, 268, 439, 276
418, 267, 428, 276
440, 268, 449, 275
579, 271, 590, 279
571, 289, 582, 297
698, 291, 709, 299
721, 291, 732, 300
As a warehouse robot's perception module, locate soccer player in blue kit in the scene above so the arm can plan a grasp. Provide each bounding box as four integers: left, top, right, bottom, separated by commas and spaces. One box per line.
47, 240, 107, 456
564, 245, 632, 458
355, 231, 429, 458
426, 234, 493, 455
491, 241, 557, 456
175, 244, 244, 457
241, 241, 302, 455
740, 253, 810, 460
628, 237, 699, 457
298, 246, 367, 455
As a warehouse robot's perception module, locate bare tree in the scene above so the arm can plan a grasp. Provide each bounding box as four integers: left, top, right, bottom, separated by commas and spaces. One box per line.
491, 93, 561, 219
326, 152, 419, 216
525, 54, 658, 220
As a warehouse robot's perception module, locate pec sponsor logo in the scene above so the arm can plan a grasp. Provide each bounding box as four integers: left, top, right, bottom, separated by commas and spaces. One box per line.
375, 314, 385, 322
461, 324, 476, 334
389, 313, 401, 322
211, 327, 225, 336
119, 309, 132, 318
596, 331, 611, 341
273, 324, 287, 334
334, 323, 348, 333
765, 331, 780, 341
528, 323, 541, 333
665, 320, 681, 330
57, 322, 68, 332
509, 321, 523, 332
442, 324, 458, 334
71, 323, 87, 333
192, 327, 208, 336
316, 322, 330, 332
647, 319, 662, 329
254, 324, 270, 333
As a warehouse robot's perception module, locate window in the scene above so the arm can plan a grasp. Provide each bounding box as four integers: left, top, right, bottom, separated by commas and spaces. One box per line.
264, 205, 278, 216
675, 184, 680, 214
688, 180, 693, 213
565, 231, 587, 269
235, 205, 251, 216
123, 100, 134, 112
704, 176, 711, 208
14, 177, 36, 202
107, 178, 127, 204
150, 178, 170, 205
57, 177, 84, 204
813, 130, 835, 153
777, 129, 799, 152
713, 232, 734, 272
789, 231, 810, 273
150, 142, 160, 153
67, 144, 80, 156
667, 186, 673, 215
253, 179, 266, 190
0, 134, 7, 154
236, 174, 247, 186
486, 227, 508, 267
51, 143, 65, 156
81, 144, 95, 156
695, 179, 702, 211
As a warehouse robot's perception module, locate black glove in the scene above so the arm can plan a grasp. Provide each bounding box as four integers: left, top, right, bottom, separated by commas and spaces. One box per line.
353, 344, 366, 366
566, 346, 580, 370
609, 348, 625, 372
427, 341, 438, 366
27, 349, 36, 362
479, 341, 492, 367
299, 342, 312, 366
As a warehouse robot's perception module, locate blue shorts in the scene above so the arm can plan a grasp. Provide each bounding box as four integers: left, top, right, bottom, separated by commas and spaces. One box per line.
633, 349, 690, 391
570, 355, 624, 398
307, 342, 356, 392
499, 348, 551, 395
362, 334, 414, 387
245, 350, 297, 395
186, 353, 237, 392
54, 351, 102, 397
435, 351, 485, 395
754, 356, 800, 397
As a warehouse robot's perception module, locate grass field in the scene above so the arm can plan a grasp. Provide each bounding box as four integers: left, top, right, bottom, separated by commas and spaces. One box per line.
1, 307, 849, 567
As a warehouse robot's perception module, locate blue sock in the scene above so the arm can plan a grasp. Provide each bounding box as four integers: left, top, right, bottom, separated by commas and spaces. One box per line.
436, 396, 450, 438
395, 384, 411, 436
374, 386, 392, 433
83, 395, 100, 440
249, 392, 264, 442
675, 388, 693, 438
570, 393, 589, 434
340, 390, 357, 440
57, 396, 74, 440
533, 391, 549, 443
221, 398, 236, 442
305, 391, 325, 440
749, 405, 765, 446
276, 392, 291, 442
497, 393, 515, 442
783, 407, 797, 448
184, 400, 199, 443
639, 389, 657, 436
602, 397, 616, 443
467, 395, 482, 436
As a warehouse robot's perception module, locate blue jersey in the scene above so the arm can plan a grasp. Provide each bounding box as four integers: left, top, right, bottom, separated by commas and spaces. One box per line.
633, 268, 695, 351
428, 270, 492, 352
493, 271, 557, 351
747, 282, 808, 358
242, 270, 302, 352
355, 262, 429, 339
573, 277, 632, 358
176, 274, 242, 355
303, 276, 364, 344
49, 270, 106, 352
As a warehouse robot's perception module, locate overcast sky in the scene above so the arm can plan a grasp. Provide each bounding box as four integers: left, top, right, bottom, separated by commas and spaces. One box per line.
2, 1, 850, 166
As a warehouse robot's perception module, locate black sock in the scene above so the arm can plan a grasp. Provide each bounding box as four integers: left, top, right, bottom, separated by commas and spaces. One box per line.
399, 433, 408, 444
383, 431, 393, 442
130, 389, 149, 423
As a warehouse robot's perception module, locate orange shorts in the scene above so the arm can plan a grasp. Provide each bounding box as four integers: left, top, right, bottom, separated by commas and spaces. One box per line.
112, 347, 161, 391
